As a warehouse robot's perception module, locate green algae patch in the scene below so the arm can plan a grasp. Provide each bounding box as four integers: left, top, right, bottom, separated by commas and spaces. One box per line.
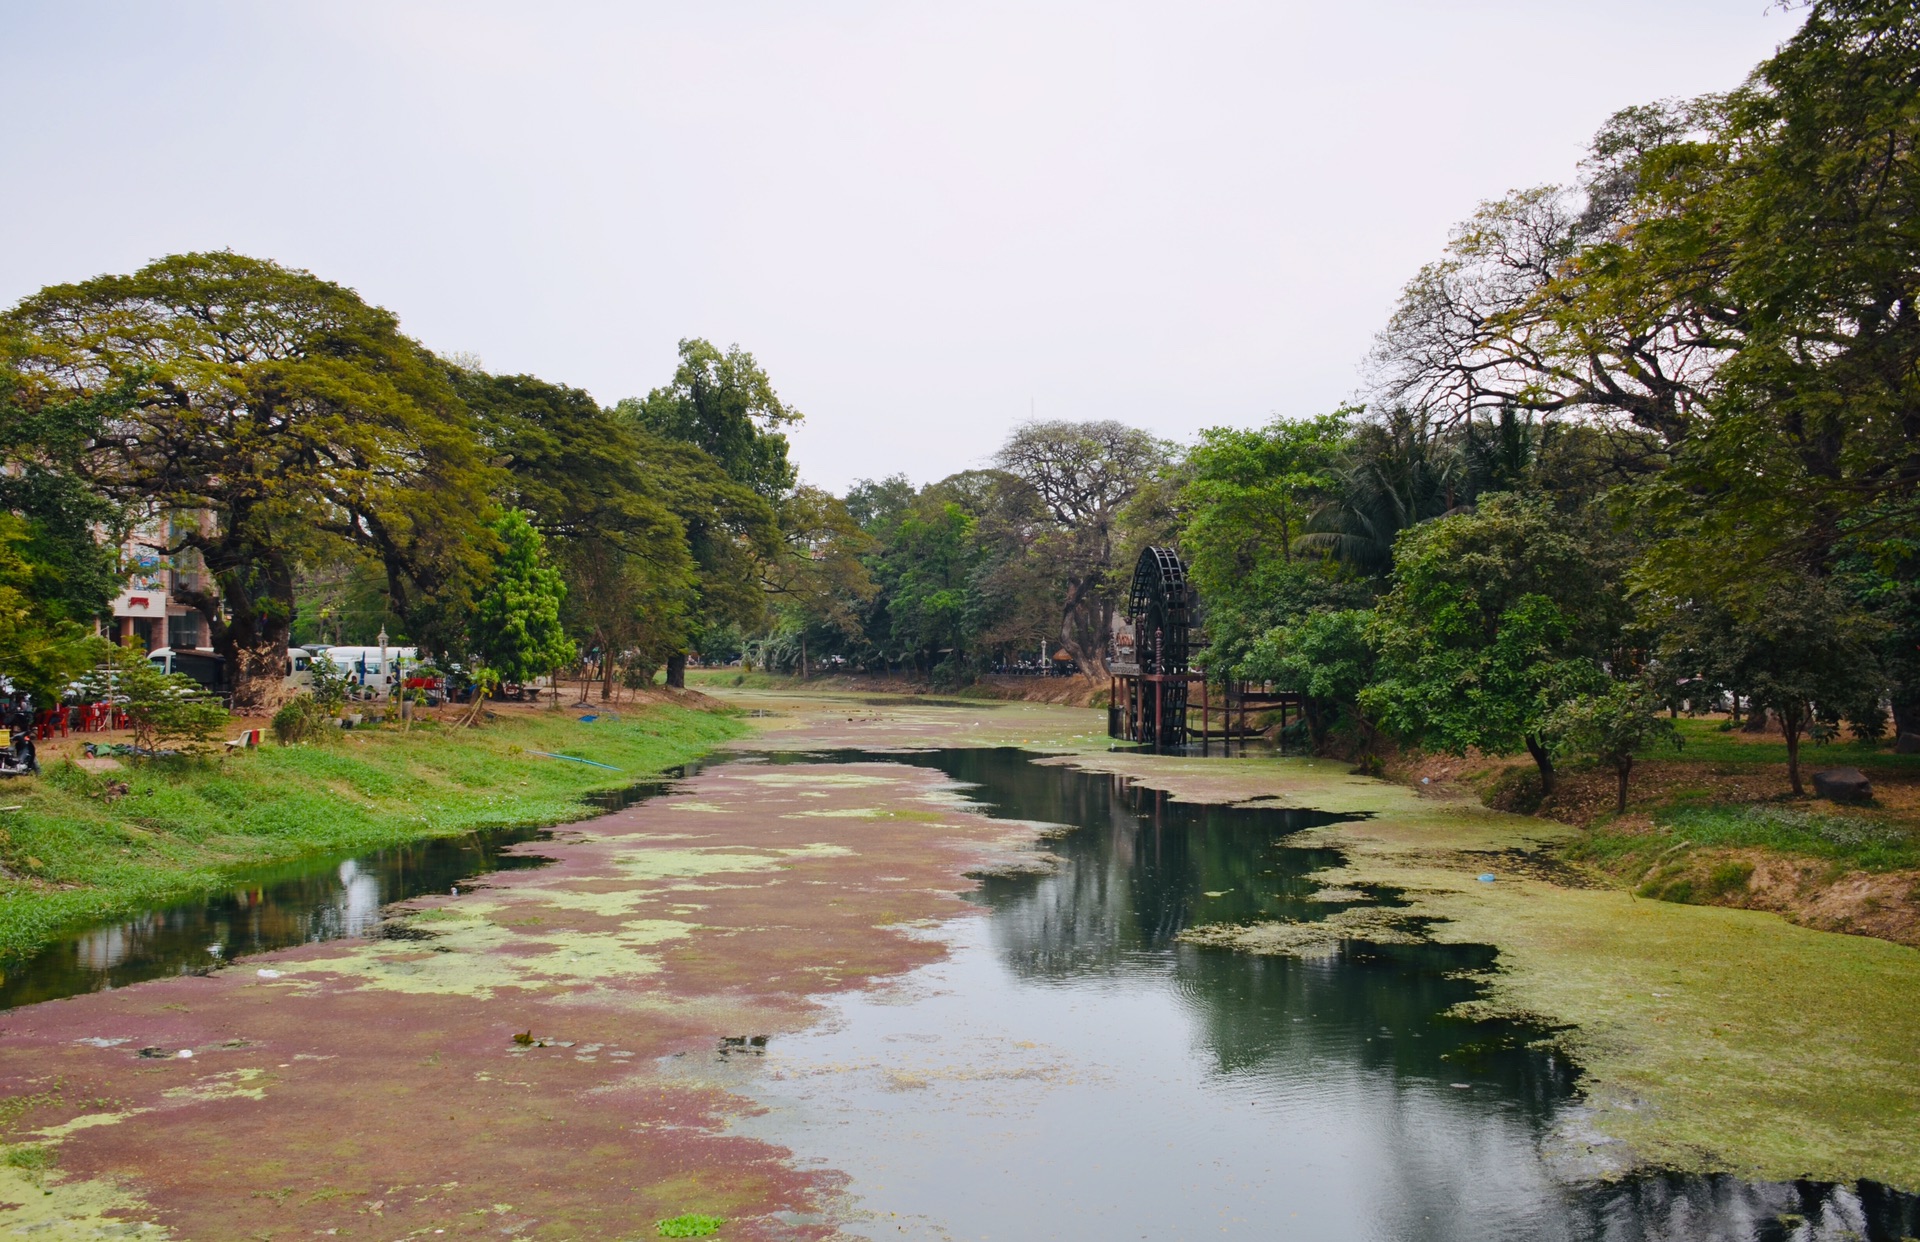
279, 910, 701, 997
1060, 748, 1920, 1191
782, 807, 947, 822
162, 1067, 271, 1104
0, 1160, 170, 1238
657, 1211, 725, 1237
1423, 879, 1920, 1188
729, 772, 904, 788
614, 842, 853, 881
30, 1110, 149, 1141
0, 1124, 168, 1237
1178, 907, 1425, 958
509, 885, 660, 917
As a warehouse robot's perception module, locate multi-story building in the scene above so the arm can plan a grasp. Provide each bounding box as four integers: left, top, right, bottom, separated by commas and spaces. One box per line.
106, 513, 214, 653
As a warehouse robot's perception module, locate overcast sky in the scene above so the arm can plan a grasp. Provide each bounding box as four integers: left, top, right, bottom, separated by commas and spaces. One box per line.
2, 2, 1801, 492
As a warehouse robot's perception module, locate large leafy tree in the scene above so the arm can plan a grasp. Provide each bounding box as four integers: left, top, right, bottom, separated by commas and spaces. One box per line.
615, 340, 794, 684
1179, 410, 1357, 676
1374, 5, 1918, 620
1363, 494, 1615, 795
758, 485, 875, 678
625, 339, 801, 501
1240, 608, 1377, 752
0, 514, 109, 703
2, 253, 492, 709
454, 369, 705, 690
0, 383, 127, 628
470, 510, 575, 687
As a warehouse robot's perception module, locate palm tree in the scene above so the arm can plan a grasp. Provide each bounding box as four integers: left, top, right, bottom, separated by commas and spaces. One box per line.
1294, 408, 1467, 576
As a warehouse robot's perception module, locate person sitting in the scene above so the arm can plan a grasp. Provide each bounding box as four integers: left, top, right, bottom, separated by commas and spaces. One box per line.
3, 695, 38, 775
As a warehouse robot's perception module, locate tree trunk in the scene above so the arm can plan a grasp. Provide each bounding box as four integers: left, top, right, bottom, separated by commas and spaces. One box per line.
1523, 733, 1556, 797
1892, 688, 1920, 738
1303, 699, 1328, 752
227, 632, 292, 713
799, 634, 809, 680
1742, 705, 1770, 733
1782, 703, 1806, 795
1615, 757, 1632, 814
184, 540, 296, 714
666, 653, 686, 689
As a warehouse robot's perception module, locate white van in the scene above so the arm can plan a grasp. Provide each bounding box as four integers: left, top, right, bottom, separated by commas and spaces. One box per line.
311, 646, 417, 694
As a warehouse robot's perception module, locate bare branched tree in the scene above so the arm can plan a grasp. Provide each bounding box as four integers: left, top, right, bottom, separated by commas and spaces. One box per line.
994, 420, 1170, 677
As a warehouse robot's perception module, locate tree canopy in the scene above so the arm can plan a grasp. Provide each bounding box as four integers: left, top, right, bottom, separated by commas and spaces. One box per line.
2, 252, 492, 708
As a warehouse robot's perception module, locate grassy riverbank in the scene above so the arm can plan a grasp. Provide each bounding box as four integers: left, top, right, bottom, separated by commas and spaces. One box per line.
0, 702, 744, 964
1393, 718, 1920, 946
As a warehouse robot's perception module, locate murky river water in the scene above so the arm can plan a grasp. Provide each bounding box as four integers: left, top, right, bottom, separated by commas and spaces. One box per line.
2, 746, 1913, 1239
732, 748, 1920, 1242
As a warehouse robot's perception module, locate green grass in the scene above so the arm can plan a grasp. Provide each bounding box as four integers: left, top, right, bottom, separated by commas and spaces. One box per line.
1652, 801, 1920, 871
0, 705, 744, 964
1670, 718, 1920, 772
1, 1145, 52, 1175
1568, 798, 1920, 885
678, 669, 797, 691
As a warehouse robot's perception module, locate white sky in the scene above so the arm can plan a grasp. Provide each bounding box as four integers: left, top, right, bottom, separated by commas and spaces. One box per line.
1, 1, 1801, 493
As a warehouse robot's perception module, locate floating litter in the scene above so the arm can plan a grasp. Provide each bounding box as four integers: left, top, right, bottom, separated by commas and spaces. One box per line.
1477, 873, 1496, 882
176, 1049, 193, 1059
256, 968, 282, 979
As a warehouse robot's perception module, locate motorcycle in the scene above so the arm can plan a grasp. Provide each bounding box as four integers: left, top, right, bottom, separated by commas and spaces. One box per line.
1, 704, 37, 777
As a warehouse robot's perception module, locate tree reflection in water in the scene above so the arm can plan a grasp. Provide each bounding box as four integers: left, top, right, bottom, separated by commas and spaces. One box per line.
0, 825, 553, 1011
749, 747, 1918, 1242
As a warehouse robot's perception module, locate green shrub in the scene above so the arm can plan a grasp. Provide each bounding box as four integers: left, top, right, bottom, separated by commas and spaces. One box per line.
1704, 860, 1755, 898
656, 1214, 724, 1238
1638, 872, 1697, 903
102, 645, 228, 758
270, 695, 337, 746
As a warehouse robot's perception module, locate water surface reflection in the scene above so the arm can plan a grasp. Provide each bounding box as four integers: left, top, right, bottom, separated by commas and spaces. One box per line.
738, 747, 1917, 1242
0, 825, 553, 1010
